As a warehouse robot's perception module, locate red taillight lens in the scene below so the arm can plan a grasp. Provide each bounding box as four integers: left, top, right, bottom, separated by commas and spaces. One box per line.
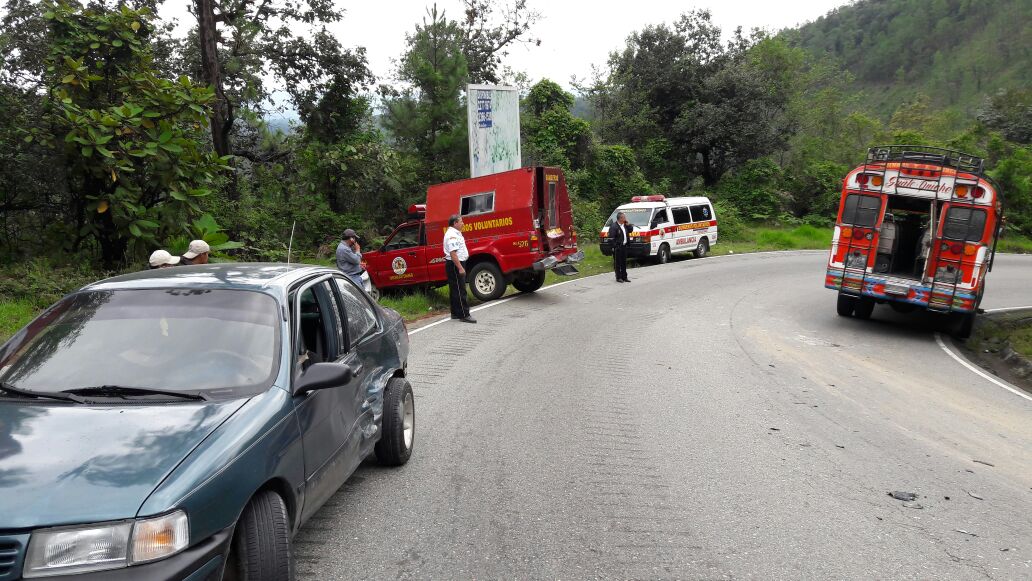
852, 228, 866, 240
972, 187, 985, 199
856, 174, 869, 186
951, 243, 963, 254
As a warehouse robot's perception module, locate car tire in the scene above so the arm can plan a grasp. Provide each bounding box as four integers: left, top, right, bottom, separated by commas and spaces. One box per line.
836, 294, 855, 317
512, 270, 546, 293
468, 262, 506, 301
375, 378, 414, 466
656, 244, 671, 265
693, 238, 709, 259
226, 490, 294, 581
853, 297, 875, 320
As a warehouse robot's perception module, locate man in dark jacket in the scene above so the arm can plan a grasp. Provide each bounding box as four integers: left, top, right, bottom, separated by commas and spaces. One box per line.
608, 212, 632, 283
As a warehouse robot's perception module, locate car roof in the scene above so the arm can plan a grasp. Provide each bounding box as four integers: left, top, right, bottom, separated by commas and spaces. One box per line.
83, 263, 334, 293
615, 196, 712, 210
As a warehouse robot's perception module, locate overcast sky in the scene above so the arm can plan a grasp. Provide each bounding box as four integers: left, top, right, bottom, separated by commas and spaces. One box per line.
162, 0, 850, 91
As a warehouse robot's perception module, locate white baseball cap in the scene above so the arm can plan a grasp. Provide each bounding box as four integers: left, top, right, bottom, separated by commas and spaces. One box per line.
149, 249, 181, 267
183, 240, 211, 259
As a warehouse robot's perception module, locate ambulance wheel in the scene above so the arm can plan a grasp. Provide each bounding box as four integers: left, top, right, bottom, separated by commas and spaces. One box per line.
836, 294, 855, 317
656, 244, 671, 265
694, 238, 709, 258
853, 298, 875, 320
513, 271, 546, 293
469, 262, 506, 301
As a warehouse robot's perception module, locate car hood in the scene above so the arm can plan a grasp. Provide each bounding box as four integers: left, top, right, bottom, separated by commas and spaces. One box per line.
0, 399, 246, 529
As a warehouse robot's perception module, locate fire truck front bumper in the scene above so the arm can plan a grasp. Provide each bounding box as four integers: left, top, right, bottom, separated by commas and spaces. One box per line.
825, 268, 978, 312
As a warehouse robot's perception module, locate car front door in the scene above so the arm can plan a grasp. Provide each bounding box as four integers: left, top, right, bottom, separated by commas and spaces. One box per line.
291, 278, 370, 522
375, 223, 428, 287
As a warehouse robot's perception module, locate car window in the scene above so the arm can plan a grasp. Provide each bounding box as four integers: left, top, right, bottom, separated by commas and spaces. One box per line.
461, 191, 495, 216
942, 207, 987, 241
671, 207, 692, 225
295, 281, 342, 368
334, 277, 378, 348
651, 209, 669, 227
0, 289, 280, 395
689, 204, 712, 222
384, 224, 420, 251
841, 194, 881, 227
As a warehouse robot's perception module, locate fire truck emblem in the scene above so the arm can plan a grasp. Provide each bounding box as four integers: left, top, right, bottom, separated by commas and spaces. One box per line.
392, 257, 407, 275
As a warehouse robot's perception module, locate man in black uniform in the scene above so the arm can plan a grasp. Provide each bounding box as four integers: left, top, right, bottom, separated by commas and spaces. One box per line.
608, 212, 632, 283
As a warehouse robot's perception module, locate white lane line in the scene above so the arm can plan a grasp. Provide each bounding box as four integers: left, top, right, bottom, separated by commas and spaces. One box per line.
408, 249, 824, 335
934, 333, 1032, 403
985, 305, 1032, 314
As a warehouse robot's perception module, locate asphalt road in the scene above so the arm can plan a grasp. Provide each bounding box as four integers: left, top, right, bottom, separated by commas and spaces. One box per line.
295, 251, 1032, 580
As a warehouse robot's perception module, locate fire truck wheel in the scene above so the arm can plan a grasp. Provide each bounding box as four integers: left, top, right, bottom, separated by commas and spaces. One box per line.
853, 298, 875, 320
836, 294, 856, 317
656, 244, 671, 265
694, 238, 709, 259
468, 262, 506, 301
513, 271, 546, 293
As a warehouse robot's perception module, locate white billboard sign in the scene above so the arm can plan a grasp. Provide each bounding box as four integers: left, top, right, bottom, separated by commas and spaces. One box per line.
467, 84, 521, 178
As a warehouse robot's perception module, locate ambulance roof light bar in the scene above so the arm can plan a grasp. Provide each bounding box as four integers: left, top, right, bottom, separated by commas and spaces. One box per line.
631, 195, 666, 202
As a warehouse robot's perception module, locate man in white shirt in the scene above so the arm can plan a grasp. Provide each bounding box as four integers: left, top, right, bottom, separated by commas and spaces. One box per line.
444, 214, 475, 323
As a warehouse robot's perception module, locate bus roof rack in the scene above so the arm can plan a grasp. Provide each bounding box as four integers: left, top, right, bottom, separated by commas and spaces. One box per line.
866, 145, 985, 177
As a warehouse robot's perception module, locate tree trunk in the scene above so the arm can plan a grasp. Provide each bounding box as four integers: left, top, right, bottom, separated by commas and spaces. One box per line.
197, 0, 230, 158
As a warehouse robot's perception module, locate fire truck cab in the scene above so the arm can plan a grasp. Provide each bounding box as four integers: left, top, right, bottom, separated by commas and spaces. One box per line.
599, 196, 718, 263
364, 167, 584, 302
826, 146, 1004, 338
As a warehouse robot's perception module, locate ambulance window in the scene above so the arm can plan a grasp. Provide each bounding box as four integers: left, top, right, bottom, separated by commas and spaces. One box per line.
548, 182, 559, 228
689, 204, 712, 222
461, 192, 495, 216
841, 194, 881, 227
942, 207, 986, 241
671, 207, 692, 225
650, 209, 669, 227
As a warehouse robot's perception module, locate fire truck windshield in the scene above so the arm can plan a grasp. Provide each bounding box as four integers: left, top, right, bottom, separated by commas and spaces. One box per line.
606, 208, 654, 228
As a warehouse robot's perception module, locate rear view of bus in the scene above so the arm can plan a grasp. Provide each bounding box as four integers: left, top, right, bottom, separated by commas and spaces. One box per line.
825, 145, 1004, 338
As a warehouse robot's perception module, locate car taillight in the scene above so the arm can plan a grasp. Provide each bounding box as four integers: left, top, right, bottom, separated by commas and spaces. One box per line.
972, 187, 985, 199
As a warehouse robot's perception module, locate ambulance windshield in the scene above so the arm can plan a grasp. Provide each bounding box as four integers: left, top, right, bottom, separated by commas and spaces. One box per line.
606, 208, 654, 228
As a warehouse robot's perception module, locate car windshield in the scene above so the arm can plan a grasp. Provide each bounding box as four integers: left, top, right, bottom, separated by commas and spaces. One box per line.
0, 289, 280, 396
605, 208, 654, 228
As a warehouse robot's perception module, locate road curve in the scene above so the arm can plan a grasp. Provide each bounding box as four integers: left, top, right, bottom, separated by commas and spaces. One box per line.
296, 251, 1032, 580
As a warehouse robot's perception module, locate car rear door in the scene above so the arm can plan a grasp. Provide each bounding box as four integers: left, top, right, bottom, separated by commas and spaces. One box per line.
291, 278, 369, 522
537, 168, 575, 253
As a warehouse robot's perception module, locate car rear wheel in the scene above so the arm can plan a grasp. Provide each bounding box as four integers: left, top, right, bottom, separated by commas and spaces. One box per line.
375, 378, 414, 466
512, 270, 546, 293
693, 238, 709, 258
853, 297, 875, 320
656, 244, 671, 265
468, 262, 506, 301
836, 294, 855, 317
225, 490, 294, 581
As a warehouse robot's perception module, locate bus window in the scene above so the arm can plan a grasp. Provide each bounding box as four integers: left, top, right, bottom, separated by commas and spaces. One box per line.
942, 207, 987, 241
841, 194, 881, 227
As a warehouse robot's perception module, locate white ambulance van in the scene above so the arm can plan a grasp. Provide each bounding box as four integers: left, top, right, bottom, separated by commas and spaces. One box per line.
599, 196, 718, 263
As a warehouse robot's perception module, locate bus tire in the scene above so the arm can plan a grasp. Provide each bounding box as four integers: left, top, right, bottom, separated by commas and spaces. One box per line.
836, 294, 855, 317
854, 297, 875, 320
693, 238, 709, 259
512, 270, 546, 293
468, 261, 506, 301
953, 312, 976, 340
656, 244, 671, 265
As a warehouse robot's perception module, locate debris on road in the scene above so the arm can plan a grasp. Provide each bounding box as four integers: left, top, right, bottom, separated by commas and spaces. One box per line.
966, 490, 984, 500
835, 445, 845, 449
888, 491, 918, 501
902, 502, 924, 509
768, 427, 780, 431
954, 529, 978, 537
973, 459, 995, 467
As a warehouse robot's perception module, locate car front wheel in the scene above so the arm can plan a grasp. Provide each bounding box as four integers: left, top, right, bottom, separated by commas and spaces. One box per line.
225, 490, 294, 581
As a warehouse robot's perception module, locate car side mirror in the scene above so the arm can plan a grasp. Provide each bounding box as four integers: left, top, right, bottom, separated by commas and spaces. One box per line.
294, 362, 352, 394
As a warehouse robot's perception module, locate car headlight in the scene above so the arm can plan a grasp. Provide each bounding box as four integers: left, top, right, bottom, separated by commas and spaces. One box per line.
23, 511, 188, 578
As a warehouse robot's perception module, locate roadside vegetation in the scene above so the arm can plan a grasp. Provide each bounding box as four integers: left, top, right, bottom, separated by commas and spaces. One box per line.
962, 310, 1032, 391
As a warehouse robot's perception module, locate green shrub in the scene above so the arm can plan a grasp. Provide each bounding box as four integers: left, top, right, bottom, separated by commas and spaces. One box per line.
713, 201, 746, 241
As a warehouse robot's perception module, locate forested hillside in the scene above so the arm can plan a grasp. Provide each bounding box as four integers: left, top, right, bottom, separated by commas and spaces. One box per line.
789, 0, 1031, 116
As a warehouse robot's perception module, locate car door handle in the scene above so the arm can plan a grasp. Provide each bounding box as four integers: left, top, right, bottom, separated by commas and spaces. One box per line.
408, 252, 417, 256
347, 362, 364, 376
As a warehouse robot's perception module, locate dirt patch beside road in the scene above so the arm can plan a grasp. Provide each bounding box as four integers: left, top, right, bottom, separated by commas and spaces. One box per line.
954, 309, 1032, 394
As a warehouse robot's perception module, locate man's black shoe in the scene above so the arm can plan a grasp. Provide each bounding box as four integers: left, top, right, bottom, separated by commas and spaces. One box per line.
623, 278, 632, 282
461, 316, 477, 324
616, 279, 625, 283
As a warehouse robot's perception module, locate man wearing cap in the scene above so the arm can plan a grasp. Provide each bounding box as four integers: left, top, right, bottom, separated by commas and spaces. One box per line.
180, 240, 211, 265
336, 229, 364, 286
444, 215, 475, 323
149, 249, 181, 269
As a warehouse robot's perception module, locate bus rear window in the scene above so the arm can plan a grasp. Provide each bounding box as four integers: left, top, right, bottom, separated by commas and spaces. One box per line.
942, 207, 987, 241
841, 194, 881, 227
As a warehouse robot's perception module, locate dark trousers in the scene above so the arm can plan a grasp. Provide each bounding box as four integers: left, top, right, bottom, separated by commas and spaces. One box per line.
446, 260, 471, 319
613, 245, 628, 281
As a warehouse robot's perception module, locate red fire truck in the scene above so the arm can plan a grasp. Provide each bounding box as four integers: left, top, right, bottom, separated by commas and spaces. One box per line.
364, 167, 584, 302
826, 146, 1004, 338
